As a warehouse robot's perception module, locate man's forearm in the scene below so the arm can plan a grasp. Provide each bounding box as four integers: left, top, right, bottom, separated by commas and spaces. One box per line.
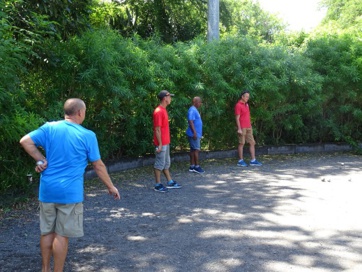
93, 160, 114, 189
155, 127, 162, 146
92, 159, 120, 200
189, 120, 196, 135
235, 115, 241, 130
20, 135, 45, 161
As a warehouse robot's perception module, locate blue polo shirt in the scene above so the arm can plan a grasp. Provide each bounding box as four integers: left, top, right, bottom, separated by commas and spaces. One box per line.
186, 106, 203, 138
29, 120, 100, 204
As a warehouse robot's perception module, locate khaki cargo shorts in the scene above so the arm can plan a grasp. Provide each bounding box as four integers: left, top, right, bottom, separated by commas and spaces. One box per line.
39, 202, 84, 237
238, 128, 256, 145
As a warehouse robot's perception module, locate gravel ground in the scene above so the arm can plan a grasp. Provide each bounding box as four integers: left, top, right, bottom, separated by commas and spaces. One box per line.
1, 152, 362, 272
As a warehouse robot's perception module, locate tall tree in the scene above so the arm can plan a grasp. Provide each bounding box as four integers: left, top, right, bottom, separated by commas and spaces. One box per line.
220, 0, 285, 42
320, 0, 362, 30
6, 0, 93, 41
91, 0, 284, 43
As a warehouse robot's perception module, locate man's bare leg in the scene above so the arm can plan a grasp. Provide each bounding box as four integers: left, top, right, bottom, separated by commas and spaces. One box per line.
53, 234, 69, 272
41, 233, 55, 272
162, 169, 172, 181
238, 143, 244, 160
154, 168, 162, 183
194, 150, 200, 166
250, 143, 256, 161
189, 150, 196, 166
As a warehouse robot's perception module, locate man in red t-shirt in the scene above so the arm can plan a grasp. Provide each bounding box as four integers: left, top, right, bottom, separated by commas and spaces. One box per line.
153, 90, 182, 192
234, 90, 262, 167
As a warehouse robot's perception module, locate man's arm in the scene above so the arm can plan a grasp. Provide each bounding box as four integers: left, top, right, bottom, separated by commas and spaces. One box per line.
235, 115, 242, 134
188, 120, 197, 139
155, 126, 162, 152
92, 159, 120, 200
19, 135, 48, 172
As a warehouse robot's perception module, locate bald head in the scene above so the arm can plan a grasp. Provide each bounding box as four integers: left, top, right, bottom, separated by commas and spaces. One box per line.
192, 96, 202, 108
64, 98, 86, 116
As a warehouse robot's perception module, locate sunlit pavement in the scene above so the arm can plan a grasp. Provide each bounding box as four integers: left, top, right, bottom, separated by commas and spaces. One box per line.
1, 153, 361, 272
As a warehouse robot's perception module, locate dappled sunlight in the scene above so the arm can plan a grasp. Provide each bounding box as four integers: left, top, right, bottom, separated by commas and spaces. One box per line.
79, 156, 362, 270
219, 211, 246, 220
77, 245, 108, 254
86, 193, 98, 197
109, 209, 123, 218
141, 212, 157, 218
195, 184, 230, 190
130, 253, 172, 271
126, 235, 147, 241
214, 180, 228, 184
203, 258, 245, 271
197, 208, 220, 215
4, 154, 361, 271
199, 228, 244, 239
177, 216, 193, 224
264, 261, 315, 272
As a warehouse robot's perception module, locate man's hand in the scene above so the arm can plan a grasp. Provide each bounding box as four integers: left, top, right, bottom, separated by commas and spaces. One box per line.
92, 159, 121, 200
237, 128, 243, 135
108, 186, 121, 200
35, 159, 48, 173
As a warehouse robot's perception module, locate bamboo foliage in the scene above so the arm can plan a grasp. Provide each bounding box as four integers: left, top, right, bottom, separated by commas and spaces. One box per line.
1, 0, 362, 195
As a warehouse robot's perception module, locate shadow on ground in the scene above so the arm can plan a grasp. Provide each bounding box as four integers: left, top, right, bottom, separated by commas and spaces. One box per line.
1, 153, 362, 272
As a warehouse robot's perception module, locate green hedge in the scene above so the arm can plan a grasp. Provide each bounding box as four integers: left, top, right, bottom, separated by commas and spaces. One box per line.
1, 28, 362, 195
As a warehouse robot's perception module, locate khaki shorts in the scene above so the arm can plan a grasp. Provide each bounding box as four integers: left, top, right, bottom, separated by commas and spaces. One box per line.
238, 128, 256, 145
39, 202, 84, 237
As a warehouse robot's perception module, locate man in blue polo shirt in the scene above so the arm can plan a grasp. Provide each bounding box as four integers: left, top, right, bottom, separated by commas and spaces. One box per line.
20, 98, 120, 272
186, 96, 205, 174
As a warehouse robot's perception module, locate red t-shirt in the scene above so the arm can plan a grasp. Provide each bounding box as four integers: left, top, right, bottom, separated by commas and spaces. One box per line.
153, 105, 170, 146
235, 101, 251, 128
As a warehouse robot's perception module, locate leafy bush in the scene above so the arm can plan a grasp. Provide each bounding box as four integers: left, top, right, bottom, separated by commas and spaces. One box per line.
305, 33, 362, 142
0, 4, 44, 194
2, 28, 362, 196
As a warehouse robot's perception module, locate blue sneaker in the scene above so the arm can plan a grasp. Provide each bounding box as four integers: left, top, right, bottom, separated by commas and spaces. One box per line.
193, 166, 205, 174
154, 184, 168, 193
237, 160, 248, 167
166, 180, 182, 189
249, 160, 262, 166
189, 166, 195, 172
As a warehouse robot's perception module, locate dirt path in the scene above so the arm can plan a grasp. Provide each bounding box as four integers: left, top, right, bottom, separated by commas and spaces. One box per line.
1, 153, 362, 272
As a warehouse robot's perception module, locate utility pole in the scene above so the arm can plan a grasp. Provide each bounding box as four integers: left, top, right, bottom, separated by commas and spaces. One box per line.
207, 0, 219, 41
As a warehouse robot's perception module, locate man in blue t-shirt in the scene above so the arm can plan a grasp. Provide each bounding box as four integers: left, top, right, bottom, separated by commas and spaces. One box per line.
20, 98, 120, 272
186, 96, 205, 173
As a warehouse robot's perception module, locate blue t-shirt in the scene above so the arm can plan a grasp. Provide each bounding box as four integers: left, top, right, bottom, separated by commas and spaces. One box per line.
186, 106, 203, 138
29, 120, 101, 204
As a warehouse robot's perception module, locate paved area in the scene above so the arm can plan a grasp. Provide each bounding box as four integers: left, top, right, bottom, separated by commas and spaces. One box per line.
1, 153, 362, 271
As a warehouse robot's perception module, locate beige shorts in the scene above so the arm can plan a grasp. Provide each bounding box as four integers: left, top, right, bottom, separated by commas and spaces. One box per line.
238, 128, 256, 145
39, 202, 84, 237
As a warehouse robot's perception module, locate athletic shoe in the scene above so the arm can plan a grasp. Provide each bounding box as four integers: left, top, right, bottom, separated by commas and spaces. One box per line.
154, 184, 168, 193
237, 160, 248, 167
189, 166, 195, 172
166, 180, 182, 189
193, 166, 205, 174
249, 160, 262, 166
